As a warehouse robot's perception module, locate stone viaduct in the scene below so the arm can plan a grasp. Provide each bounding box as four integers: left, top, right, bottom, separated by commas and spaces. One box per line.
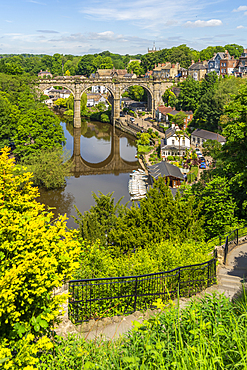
38, 76, 173, 128
71, 125, 139, 176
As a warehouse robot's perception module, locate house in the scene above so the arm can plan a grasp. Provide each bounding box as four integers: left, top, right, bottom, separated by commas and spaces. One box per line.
86, 93, 108, 107
233, 49, 247, 77
123, 73, 137, 79
60, 89, 71, 99
188, 60, 208, 80
94, 68, 127, 79
207, 52, 226, 75
147, 161, 184, 188
111, 69, 128, 78
91, 85, 108, 94
219, 51, 237, 77
155, 105, 174, 122
144, 70, 153, 78
161, 127, 190, 158
153, 63, 180, 79
191, 129, 226, 147
94, 69, 113, 78
168, 110, 193, 129
38, 70, 52, 78
177, 67, 188, 78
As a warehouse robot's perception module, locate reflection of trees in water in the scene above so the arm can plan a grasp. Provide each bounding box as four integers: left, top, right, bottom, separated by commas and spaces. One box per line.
38, 188, 75, 220
65, 120, 111, 142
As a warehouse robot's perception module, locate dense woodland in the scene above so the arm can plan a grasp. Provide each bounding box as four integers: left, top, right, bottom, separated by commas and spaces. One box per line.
0, 43, 244, 76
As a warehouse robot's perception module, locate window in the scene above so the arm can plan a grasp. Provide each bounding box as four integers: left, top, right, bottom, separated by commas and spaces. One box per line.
172, 140, 175, 145
221, 69, 224, 73
193, 137, 195, 142
182, 140, 185, 145
197, 138, 200, 143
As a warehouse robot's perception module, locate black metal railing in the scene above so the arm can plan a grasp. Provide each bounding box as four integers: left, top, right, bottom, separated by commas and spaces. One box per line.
68, 258, 216, 324
223, 227, 247, 264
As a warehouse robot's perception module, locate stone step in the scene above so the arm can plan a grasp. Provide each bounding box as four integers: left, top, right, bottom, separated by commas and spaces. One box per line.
218, 273, 242, 282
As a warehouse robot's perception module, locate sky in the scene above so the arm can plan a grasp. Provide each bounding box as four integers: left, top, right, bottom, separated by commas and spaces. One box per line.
0, 0, 246, 55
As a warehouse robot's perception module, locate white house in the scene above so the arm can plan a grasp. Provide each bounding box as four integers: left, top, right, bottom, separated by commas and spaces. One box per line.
86, 93, 108, 107
161, 127, 190, 158
91, 85, 108, 94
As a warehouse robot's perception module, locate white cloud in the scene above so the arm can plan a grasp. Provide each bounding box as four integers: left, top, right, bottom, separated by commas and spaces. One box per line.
237, 25, 245, 29
185, 19, 223, 27
81, 0, 202, 31
233, 6, 247, 12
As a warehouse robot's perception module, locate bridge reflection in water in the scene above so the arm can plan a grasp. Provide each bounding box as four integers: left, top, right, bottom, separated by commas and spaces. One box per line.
71, 125, 140, 177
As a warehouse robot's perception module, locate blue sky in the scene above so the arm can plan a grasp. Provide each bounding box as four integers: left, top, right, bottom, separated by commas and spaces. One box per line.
0, 0, 246, 55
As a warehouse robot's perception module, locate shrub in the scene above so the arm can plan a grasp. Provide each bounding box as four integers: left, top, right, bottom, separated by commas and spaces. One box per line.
167, 155, 173, 161
0, 147, 81, 369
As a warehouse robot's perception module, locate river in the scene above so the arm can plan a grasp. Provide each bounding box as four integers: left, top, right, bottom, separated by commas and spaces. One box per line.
38, 119, 139, 229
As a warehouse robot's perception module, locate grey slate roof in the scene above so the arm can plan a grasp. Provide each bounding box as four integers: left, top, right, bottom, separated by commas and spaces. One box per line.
188, 62, 208, 70
165, 127, 189, 140
191, 129, 226, 143
147, 161, 184, 180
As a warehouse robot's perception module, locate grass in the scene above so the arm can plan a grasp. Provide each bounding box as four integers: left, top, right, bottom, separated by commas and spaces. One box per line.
38, 289, 247, 369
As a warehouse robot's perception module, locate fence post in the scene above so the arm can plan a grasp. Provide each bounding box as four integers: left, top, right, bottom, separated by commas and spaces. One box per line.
134, 277, 138, 312
224, 236, 228, 265
207, 261, 211, 287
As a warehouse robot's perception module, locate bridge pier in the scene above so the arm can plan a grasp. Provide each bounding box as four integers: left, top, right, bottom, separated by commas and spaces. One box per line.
74, 84, 81, 128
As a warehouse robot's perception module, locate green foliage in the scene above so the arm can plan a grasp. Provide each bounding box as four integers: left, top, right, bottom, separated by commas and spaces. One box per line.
0, 74, 66, 159
0, 147, 81, 369
178, 76, 200, 111
100, 56, 114, 69
125, 85, 147, 102
73, 192, 126, 246
19, 148, 73, 189
127, 61, 144, 76
139, 132, 150, 145
38, 291, 247, 370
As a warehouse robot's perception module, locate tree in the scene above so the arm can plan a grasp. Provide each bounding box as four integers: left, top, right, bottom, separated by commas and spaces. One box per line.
12, 106, 65, 159
100, 56, 114, 69
168, 111, 187, 130
140, 132, 150, 145
0, 147, 81, 369
224, 44, 244, 58
125, 85, 147, 101
76, 55, 97, 77
109, 177, 204, 254
20, 148, 73, 189
191, 177, 237, 239
202, 139, 222, 160
127, 61, 144, 76
177, 76, 200, 112
74, 192, 126, 245
51, 53, 63, 76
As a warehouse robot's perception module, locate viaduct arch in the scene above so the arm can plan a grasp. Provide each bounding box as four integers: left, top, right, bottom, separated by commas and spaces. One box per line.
38, 76, 173, 128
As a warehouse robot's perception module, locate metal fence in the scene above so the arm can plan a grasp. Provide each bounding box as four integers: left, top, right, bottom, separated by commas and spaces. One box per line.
224, 226, 247, 264
68, 258, 216, 324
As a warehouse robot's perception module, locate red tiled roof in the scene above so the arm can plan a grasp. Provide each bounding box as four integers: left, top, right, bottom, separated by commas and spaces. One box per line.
157, 105, 173, 114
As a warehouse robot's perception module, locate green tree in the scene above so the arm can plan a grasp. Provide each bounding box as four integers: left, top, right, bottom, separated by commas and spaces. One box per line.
51, 53, 63, 76
109, 177, 204, 254
74, 192, 127, 245
125, 85, 147, 101
224, 44, 244, 58
76, 55, 97, 77
100, 56, 114, 69
20, 148, 72, 189
127, 61, 144, 76
178, 76, 200, 111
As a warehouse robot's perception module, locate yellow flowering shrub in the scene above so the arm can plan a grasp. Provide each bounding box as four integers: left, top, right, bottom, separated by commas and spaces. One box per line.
0, 147, 81, 368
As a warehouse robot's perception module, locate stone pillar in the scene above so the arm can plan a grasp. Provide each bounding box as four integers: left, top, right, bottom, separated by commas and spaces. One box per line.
153, 81, 162, 119
113, 98, 120, 125
74, 84, 81, 128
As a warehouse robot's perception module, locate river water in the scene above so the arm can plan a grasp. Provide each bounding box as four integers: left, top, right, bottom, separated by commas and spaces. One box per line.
38, 120, 139, 229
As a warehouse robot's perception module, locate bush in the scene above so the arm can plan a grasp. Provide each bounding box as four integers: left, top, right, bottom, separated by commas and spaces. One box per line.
167, 155, 174, 161
20, 148, 73, 189
0, 147, 81, 369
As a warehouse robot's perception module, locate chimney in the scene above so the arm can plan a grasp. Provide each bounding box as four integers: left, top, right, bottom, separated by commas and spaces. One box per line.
198, 59, 201, 63
155, 64, 157, 68
191, 60, 194, 65
172, 64, 175, 68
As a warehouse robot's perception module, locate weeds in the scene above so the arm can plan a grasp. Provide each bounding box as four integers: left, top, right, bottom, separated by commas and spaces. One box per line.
39, 290, 247, 369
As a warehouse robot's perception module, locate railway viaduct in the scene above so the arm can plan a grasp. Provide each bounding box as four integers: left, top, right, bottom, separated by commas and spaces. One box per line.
38, 76, 173, 128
